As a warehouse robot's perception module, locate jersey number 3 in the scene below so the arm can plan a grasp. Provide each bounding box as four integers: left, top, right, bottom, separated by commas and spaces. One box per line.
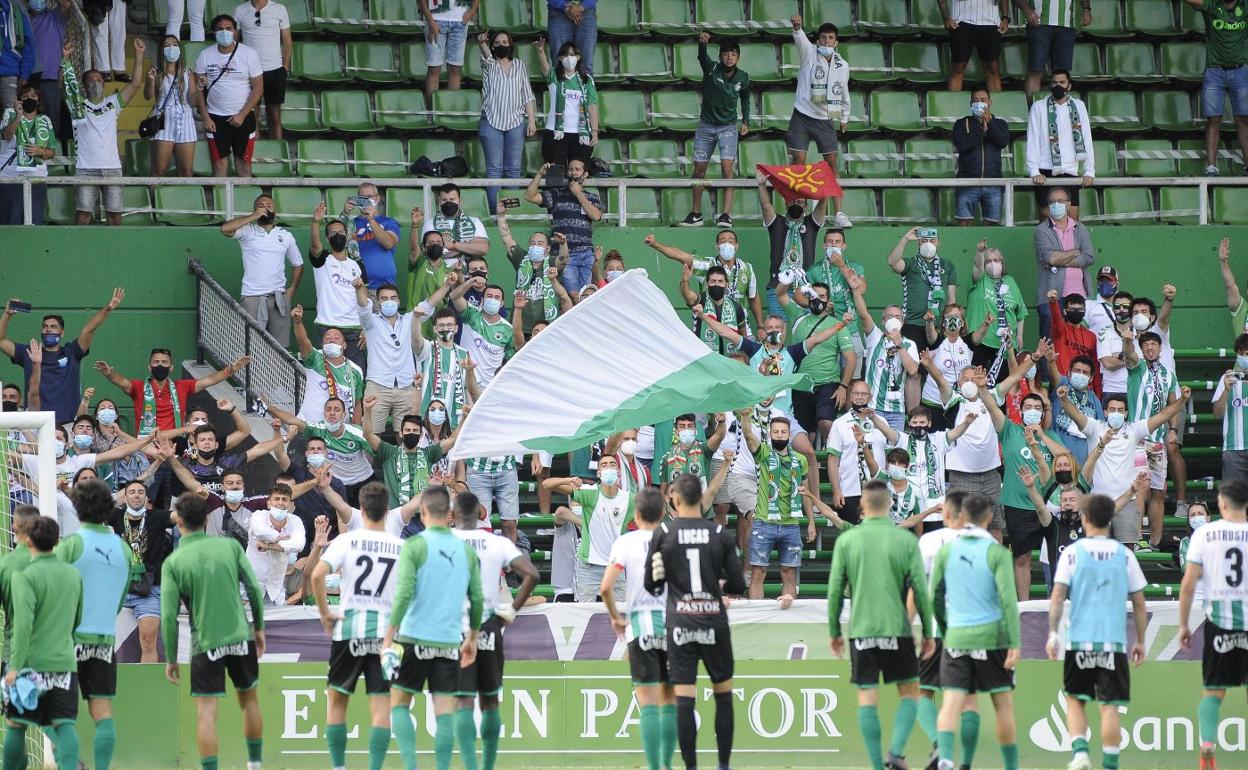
354, 555, 396, 597
1227, 548, 1245, 589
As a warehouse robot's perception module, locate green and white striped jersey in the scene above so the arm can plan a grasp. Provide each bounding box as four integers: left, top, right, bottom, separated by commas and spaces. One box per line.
465, 454, 519, 474
1214, 374, 1248, 451
1036, 0, 1079, 27
1126, 360, 1179, 442
863, 326, 917, 413
607, 528, 667, 643
1184, 519, 1248, 631
319, 528, 404, 641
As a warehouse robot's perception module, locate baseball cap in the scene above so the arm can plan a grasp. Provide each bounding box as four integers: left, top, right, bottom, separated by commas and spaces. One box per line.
1096, 266, 1118, 280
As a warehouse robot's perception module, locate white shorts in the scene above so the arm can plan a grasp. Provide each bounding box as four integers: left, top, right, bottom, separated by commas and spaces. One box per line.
1147, 446, 1167, 492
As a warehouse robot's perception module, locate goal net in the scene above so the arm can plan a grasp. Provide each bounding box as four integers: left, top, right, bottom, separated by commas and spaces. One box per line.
0, 408, 60, 768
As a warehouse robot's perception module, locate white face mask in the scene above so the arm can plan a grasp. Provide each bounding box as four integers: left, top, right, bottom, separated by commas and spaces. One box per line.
606, 269, 623, 282
887, 465, 907, 481
959, 381, 979, 400
527, 245, 546, 262
270, 508, 289, 523
224, 489, 245, 505
883, 317, 903, 334
126, 505, 145, 518
1131, 313, 1152, 332
97, 408, 117, 426
561, 55, 579, 71
620, 439, 637, 456
985, 262, 1002, 279
306, 453, 326, 467
380, 300, 399, 318
919, 242, 937, 259
1106, 412, 1126, 430
718, 243, 736, 260
325, 573, 342, 592
1069, 372, 1090, 390
825, 246, 842, 258
678, 428, 696, 445
322, 342, 344, 359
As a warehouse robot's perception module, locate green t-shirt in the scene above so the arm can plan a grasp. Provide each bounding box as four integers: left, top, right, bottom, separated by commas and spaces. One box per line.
1232, 297, 1248, 336
9, 555, 83, 674
966, 275, 1028, 351
827, 517, 932, 639
1201, 0, 1248, 67
460, 304, 515, 382
998, 421, 1057, 510
406, 254, 451, 337
782, 303, 852, 385
806, 256, 866, 336
753, 443, 809, 525
377, 440, 445, 507
900, 255, 958, 325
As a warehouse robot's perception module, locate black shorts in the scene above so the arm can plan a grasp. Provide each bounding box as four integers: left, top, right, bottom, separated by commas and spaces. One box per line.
839, 495, 862, 525
1202, 623, 1248, 689
262, 67, 288, 105
849, 636, 918, 688
1004, 505, 1047, 557
901, 324, 928, 358
328, 638, 390, 696
1034, 172, 1082, 209
4, 672, 78, 727
456, 615, 505, 697
667, 625, 734, 685
628, 635, 670, 686
76, 645, 116, 700
395, 642, 462, 695
1063, 651, 1130, 704
191, 641, 260, 697
920, 638, 945, 691
950, 23, 1003, 64
941, 648, 1015, 693
206, 112, 258, 164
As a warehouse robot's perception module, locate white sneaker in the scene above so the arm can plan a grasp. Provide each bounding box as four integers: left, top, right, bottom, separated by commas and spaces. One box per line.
1066, 752, 1092, 770
834, 210, 853, 228
1205, 164, 1220, 177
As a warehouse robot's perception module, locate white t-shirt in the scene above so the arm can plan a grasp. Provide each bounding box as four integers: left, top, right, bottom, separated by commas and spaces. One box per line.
919, 525, 960, 577
245, 511, 306, 603
23, 452, 96, 489
635, 425, 656, 464
194, 43, 264, 116
891, 429, 950, 516
234, 0, 290, 71
430, 0, 469, 22
1096, 327, 1127, 393
943, 391, 1000, 473
312, 254, 363, 328
1184, 519, 1248, 630
826, 412, 887, 497
234, 223, 303, 296
454, 527, 523, 619
343, 506, 408, 539
1086, 297, 1114, 338
71, 94, 123, 170
585, 486, 632, 566
923, 336, 973, 406
320, 528, 404, 639
1052, 535, 1147, 591
607, 528, 667, 627
1083, 418, 1149, 500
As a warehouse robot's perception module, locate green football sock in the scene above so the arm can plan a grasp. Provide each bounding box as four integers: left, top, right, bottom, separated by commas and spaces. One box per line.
435, 712, 455, 770
659, 703, 677, 769
1001, 743, 1019, 770
1072, 736, 1090, 758
916, 697, 938, 742
889, 698, 918, 758
52, 724, 78, 770
325, 722, 348, 769
937, 729, 956, 764
454, 708, 478, 770
640, 704, 661, 770
368, 726, 391, 770
200, 757, 218, 770
1103, 745, 1120, 770
4, 723, 27, 770
245, 737, 262, 764
859, 705, 884, 770
959, 711, 981, 766
480, 709, 502, 770
1199, 695, 1222, 745
391, 705, 418, 770
93, 717, 116, 770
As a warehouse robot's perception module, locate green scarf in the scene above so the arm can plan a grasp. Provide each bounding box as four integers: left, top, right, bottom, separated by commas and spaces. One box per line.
61, 57, 84, 120
13, 113, 51, 168
430, 212, 478, 255
516, 254, 559, 322
779, 220, 805, 281
1046, 96, 1086, 167
698, 291, 739, 353
395, 446, 430, 504
552, 71, 590, 132
764, 446, 804, 522
908, 432, 939, 500
424, 344, 468, 426
139, 378, 180, 436
888, 481, 920, 524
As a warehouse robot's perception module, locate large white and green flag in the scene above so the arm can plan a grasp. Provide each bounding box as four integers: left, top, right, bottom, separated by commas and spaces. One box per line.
448, 269, 811, 460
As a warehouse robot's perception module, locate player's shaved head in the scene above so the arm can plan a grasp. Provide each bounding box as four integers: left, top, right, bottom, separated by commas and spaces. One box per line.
962, 494, 993, 527
635, 487, 664, 524
454, 491, 481, 529
420, 485, 451, 522
860, 480, 892, 518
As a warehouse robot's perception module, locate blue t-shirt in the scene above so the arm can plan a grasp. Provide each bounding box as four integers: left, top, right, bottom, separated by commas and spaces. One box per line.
11, 339, 87, 424
540, 188, 601, 252
353, 215, 402, 289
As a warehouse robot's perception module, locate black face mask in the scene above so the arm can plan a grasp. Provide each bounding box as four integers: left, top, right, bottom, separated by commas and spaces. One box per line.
786, 203, 804, 221
426, 243, 444, 261
197, 449, 215, 463
1055, 470, 1074, 485
328, 233, 348, 252
468, 270, 488, 282
1064, 310, 1085, 324
401, 433, 421, 449
20, 98, 37, 114
1059, 509, 1080, 526
150, 364, 171, 381
440, 201, 459, 218
909, 427, 928, 440
770, 438, 788, 451
809, 298, 828, 315
1051, 84, 1068, 100
257, 212, 275, 225
492, 44, 512, 59
1, 401, 16, 412
1114, 310, 1131, 323
707, 285, 726, 302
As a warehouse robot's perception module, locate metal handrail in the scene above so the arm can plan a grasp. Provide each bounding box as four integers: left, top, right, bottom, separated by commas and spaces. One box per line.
5, 175, 1246, 227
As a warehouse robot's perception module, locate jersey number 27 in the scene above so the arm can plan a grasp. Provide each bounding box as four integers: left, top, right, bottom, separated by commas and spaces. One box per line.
355, 555, 396, 596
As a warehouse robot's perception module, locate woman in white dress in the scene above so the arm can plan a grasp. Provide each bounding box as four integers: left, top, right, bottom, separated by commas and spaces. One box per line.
143, 35, 202, 177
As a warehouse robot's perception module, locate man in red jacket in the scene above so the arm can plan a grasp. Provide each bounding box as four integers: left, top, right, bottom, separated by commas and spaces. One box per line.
1046, 288, 1101, 396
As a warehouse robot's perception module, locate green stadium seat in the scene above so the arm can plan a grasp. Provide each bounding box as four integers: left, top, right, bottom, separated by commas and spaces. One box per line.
398, 42, 427, 80
282, 91, 323, 133
843, 91, 870, 132
802, 1, 857, 37
991, 91, 1029, 129
1180, 1, 1204, 34
882, 188, 934, 224
649, 91, 700, 133
673, 43, 704, 83
297, 139, 349, 177
890, 41, 942, 83
44, 185, 74, 224
291, 41, 342, 82
155, 186, 212, 226
212, 185, 263, 219
429, 90, 480, 131
1101, 188, 1156, 225
1124, 0, 1179, 37
735, 139, 787, 177
251, 139, 293, 177
521, 138, 546, 176
375, 89, 428, 130
323, 91, 378, 132
325, 187, 365, 217
727, 185, 764, 225
354, 138, 407, 178
660, 189, 691, 225
591, 42, 617, 83
1142, 91, 1198, 131
192, 142, 216, 176
1213, 187, 1248, 224
604, 188, 661, 226
1093, 139, 1119, 178
367, 0, 423, 35
1000, 42, 1027, 82
626, 139, 683, 178
460, 53, 483, 84
1122, 139, 1176, 177
346, 41, 399, 83
871, 91, 922, 132
384, 188, 423, 221
845, 139, 900, 178
184, 41, 212, 67
640, 0, 691, 37
1072, 42, 1107, 82
600, 90, 649, 132
1161, 42, 1206, 82
124, 139, 150, 176
407, 138, 458, 166
1176, 138, 1231, 176
478, 0, 536, 34
858, 0, 911, 35
1160, 187, 1200, 226
596, 0, 639, 35
462, 140, 486, 176
760, 91, 795, 132
839, 188, 878, 224
1013, 189, 1037, 223
618, 42, 670, 82
287, 0, 313, 32
935, 187, 957, 225
695, 0, 751, 36
924, 90, 968, 130
1078, 189, 1102, 223
313, 0, 368, 34
738, 42, 783, 83
1078, 0, 1128, 38
271, 187, 323, 225
903, 137, 954, 179
839, 42, 889, 83
148, 0, 168, 28
754, 0, 805, 36
1087, 91, 1141, 132
1104, 43, 1162, 84
204, 0, 234, 28
909, 0, 945, 33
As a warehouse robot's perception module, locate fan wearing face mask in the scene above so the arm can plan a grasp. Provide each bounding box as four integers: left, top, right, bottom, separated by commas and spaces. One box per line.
1212, 333, 1248, 485
411, 308, 481, 430
1034, 185, 1095, 338
536, 40, 599, 168
1176, 500, 1211, 603
887, 227, 960, 363
804, 229, 864, 353
1046, 355, 1104, 466
940, 366, 1005, 538
306, 203, 367, 366
544, 455, 636, 603
919, 306, 987, 431
1024, 69, 1094, 220
875, 447, 928, 532
847, 275, 920, 431
95, 347, 247, 435
498, 211, 571, 331
21, 425, 155, 513
776, 278, 857, 441
420, 182, 489, 275
652, 228, 764, 332
867, 401, 978, 527
243, 483, 307, 605
1125, 329, 1181, 551
967, 245, 1026, 383
291, 305, 365, 427
524, 158, 603, 294
1095, 290, 1137, 409
757, 176, 832, 315
1045, 289, 1100, 398
220, 193, 305, 346
107, 479, 176, 664
655, 414, 727, 506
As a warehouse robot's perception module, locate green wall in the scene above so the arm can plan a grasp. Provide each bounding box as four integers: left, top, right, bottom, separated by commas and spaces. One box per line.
1, 224, 1243, 422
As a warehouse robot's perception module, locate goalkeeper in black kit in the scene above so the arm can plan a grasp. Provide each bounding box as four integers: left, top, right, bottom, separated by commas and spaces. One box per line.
646, 473, 746, 770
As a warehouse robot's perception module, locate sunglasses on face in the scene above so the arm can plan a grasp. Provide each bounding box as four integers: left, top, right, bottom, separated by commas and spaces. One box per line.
1113, 304, 1132, 310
